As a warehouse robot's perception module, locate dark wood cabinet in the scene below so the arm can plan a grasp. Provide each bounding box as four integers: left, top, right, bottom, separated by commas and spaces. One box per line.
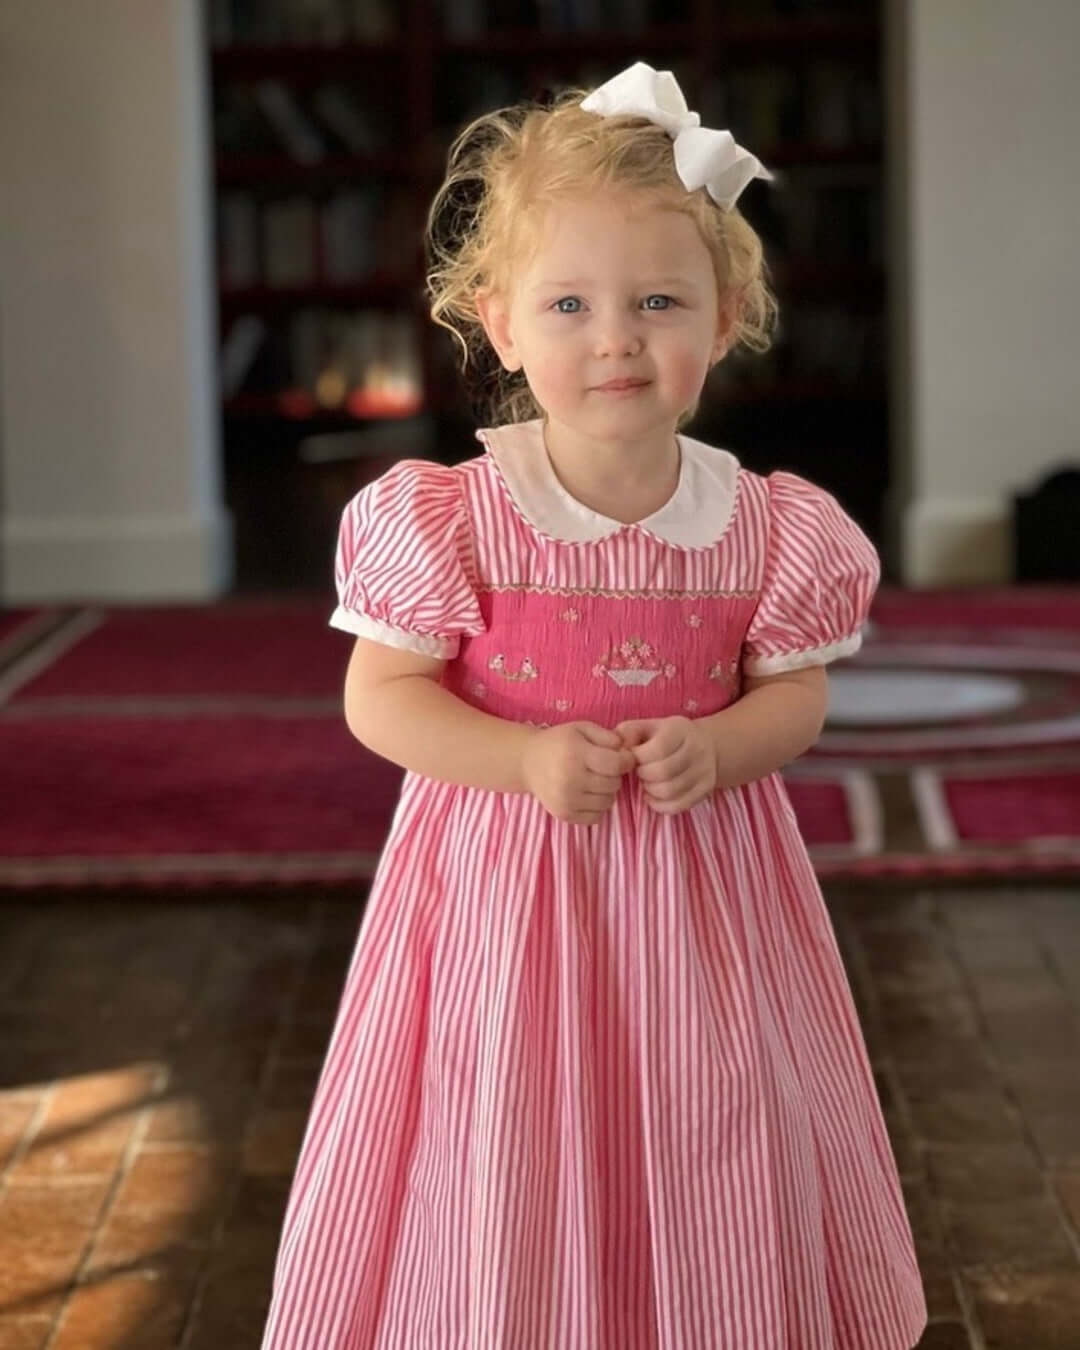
208, 0, 888, 587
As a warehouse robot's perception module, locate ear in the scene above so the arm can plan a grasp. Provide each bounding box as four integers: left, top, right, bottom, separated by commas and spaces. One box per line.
710, 291, 741, 364
475, 289, 523, 373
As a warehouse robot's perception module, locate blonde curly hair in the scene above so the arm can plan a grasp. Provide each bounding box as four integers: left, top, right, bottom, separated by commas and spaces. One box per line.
425, 88, 777, 425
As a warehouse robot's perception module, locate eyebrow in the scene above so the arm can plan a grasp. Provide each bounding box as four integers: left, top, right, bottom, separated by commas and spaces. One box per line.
530, 276, 700, 291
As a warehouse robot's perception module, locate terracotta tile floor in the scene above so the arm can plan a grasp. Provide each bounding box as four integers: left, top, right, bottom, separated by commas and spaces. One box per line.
0, 886, 1078, 1350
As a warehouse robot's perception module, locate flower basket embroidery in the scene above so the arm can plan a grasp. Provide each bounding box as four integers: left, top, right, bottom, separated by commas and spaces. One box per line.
594, 638, 677, 688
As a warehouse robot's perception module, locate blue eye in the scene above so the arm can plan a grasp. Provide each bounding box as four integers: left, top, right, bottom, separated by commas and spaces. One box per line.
643, 294, 673, 310
554, 297, 582, 313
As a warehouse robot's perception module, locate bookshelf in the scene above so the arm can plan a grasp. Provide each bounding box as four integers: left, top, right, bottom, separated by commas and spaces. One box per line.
208, 0, 889, 588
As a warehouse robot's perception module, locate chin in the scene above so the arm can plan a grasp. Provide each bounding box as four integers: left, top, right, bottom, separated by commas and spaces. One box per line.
589, 404, 680, 438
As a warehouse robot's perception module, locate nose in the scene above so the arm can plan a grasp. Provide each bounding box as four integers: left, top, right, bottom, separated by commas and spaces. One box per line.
593, 308, 643, 359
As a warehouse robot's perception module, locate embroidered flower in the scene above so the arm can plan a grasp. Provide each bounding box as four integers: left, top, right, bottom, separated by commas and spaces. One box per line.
685, 699, 699, 712
708, 658, 739, 690
470, 682, 488, 699
619, 639, 654, 665
663, 663, 677, 679
489, 654, 539, 682
687, 614, 703, 628
560, 608, 581, 623
554, 698, 571, 711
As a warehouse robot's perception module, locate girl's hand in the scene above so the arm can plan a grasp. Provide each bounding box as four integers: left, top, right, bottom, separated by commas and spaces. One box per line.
615, 716, 718, 815
521, 722, 636, 826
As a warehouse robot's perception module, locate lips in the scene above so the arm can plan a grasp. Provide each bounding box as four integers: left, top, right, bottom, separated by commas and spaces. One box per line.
594, 378, 649, 391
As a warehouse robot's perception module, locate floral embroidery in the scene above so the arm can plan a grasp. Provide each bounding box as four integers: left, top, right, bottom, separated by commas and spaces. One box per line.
560, 608, 581, 623
708, 658, 740, 692
470, 682, 488, 699
594, 637, 677, 688
685, 699, 699, 713
488, 654, 539, 682
687, 614, 703, 628
554, 698, 572, 711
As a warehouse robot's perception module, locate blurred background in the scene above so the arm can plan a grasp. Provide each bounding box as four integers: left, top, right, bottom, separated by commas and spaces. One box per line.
1, 0, 1077, 602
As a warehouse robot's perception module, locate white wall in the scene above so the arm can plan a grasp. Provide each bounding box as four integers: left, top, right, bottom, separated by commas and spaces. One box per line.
0, 2, 231, 602
890, 0, 1080, 584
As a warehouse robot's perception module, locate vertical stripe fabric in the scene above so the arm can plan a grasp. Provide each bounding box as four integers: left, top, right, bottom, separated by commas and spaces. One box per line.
262, 436, 925, 1349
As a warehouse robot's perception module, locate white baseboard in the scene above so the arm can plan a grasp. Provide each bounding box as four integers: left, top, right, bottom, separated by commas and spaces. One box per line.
1, 507, 234, 602
901, 496, 1012, 585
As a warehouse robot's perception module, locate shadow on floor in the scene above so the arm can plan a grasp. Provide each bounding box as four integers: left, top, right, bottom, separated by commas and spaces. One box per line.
0, 886, 1079, 1348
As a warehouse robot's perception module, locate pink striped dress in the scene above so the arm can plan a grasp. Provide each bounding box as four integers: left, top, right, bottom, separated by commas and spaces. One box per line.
261, 419, 926, 1350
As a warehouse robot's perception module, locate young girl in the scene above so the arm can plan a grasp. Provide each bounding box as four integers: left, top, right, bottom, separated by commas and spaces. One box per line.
262, 62, 926, 1350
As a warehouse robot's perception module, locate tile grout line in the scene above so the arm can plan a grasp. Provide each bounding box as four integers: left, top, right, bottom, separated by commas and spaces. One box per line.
1026, 894, 1080, 1266
0, 1082, 58, 1330
841, 895, 982, 1348
927, 888, 1061, 1350
39, 1061, 169, 1350
176, 898, 328, 1350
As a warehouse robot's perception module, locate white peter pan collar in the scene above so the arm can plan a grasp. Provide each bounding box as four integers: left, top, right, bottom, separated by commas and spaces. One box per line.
476, 419, 739, 548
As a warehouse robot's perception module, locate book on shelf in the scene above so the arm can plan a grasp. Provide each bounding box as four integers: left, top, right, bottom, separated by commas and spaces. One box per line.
220, 316, 270, 398
263, 198, 318, 286
805, 62, 881, 147
217, 187, 409, 292
439, 0, 662, 35
212, 0, 395, 45
715, 0, 871, 14
216, 85, 282, 157
253, 81, 327, 162
321, 190, 381, 282
311, 84, 381, 154
701, 63, 879, 157
216, 81, 389, 161
218, 194, 260, 288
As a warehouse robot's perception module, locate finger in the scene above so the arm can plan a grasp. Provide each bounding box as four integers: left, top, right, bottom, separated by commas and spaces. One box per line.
642, 765, 705, 803
635, 747, 693, 784
614, 720, 657, 750
627, 727, 682, 765
647, 787, 710, 815
577, 722, 624, 749
584, 745, 636, 777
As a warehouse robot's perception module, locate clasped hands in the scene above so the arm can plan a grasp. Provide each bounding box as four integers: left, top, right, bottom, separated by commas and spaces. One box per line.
521, 716, 718, 826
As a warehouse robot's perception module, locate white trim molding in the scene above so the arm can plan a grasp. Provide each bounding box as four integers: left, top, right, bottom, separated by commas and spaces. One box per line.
1, 509, 234, 602
900, 497, 1011, 586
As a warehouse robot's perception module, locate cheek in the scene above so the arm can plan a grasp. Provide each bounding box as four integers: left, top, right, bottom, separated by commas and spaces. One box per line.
667, 337, 713, 390
525, 344, 578, 395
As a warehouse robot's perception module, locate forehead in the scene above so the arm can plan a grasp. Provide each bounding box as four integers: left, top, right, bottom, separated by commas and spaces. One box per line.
516, 192, 713, 281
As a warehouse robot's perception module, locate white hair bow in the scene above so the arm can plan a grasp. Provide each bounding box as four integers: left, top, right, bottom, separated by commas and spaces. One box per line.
580, 61, 773, 210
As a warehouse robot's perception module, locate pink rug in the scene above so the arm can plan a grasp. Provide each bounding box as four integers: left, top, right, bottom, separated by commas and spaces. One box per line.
2, 590, 1078, 889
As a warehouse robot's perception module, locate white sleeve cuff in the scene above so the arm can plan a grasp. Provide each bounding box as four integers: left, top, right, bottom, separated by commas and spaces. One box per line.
743, 632, 862, 676
329, 606, 460, 659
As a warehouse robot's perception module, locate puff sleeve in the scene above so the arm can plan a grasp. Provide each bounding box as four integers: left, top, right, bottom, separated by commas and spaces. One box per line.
330, 460, 485, 660
742, 472, 880, 676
